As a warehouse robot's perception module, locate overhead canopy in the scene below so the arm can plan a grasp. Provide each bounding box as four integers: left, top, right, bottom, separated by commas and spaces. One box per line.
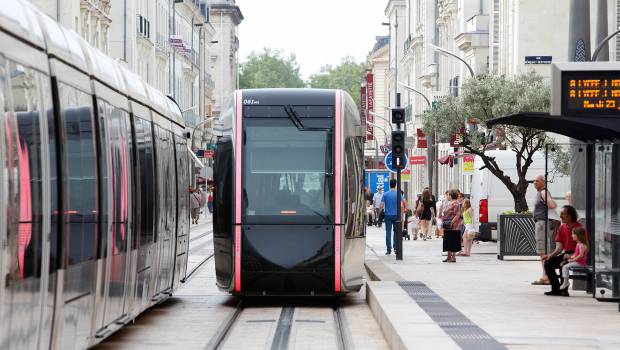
486, 112, 620, 142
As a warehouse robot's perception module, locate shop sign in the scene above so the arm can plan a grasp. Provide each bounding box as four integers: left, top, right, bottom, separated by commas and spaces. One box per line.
450, 128, 465, 147
401, 168, 411, 181
410, 155, 426, 165
525, 56, 552, 64
366, 73, 375, 141
462, 154, 475, 173
205, 150, 214, 158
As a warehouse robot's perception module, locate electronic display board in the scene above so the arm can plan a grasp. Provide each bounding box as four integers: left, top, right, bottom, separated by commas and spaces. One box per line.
561, 70, 620, 116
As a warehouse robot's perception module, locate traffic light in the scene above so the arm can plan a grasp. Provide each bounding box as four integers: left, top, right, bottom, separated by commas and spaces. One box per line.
391, 130, 406, 169
391, 107, 405, 124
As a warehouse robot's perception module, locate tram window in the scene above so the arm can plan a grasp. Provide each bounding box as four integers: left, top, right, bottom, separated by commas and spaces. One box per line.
134, 117, 155, 246
58, 82, 98, 265
97, 100, 110, 258
243, 121, 331, 222
2, 60, 45, 280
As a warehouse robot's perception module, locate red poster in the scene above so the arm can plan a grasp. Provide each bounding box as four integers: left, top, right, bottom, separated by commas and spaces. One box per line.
360, 85, 367, 141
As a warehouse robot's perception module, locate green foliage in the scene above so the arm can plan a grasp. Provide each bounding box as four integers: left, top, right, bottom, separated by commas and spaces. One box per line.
421, 72, 552, 212
239, 48, 306, 89
308, 56, 367, 108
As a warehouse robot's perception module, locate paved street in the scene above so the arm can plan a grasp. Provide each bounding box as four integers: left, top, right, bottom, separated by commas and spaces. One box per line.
365, 224, 620, 349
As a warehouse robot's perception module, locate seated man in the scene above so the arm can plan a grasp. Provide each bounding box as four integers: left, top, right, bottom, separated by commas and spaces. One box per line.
543, 205, 587, 296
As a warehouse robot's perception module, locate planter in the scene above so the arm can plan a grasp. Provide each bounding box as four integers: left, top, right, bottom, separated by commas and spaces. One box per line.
497, 213, 536, 260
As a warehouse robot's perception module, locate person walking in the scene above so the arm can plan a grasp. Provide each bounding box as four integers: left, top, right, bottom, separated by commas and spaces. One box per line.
417, 189, 436, 241
373, 186, 384, 227
559, 227, 589, 292
532, 175, 559, 286
380, 180, 404, 255
441, 190, 462, 262
207, 187, 214, 214
190, 188, 201, 224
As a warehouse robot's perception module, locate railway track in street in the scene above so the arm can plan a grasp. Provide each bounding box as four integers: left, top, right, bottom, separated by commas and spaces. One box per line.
204, 299, 354, 350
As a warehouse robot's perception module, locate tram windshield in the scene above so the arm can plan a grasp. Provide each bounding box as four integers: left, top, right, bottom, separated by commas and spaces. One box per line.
243, 118, 332, 223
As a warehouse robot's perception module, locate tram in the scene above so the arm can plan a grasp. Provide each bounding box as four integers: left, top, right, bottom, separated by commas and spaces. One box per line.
213, 89, 366, 296
0, 1, 191, 349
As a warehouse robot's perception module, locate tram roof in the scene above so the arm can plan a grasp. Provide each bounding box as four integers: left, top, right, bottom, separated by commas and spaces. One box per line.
0, 1, 45, 50
34, 11, 89, 73
76, 34, 127, 93
240, 88, 339, 106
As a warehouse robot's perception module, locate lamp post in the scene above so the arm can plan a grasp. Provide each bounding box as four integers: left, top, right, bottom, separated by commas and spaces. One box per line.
592, 27, 620, 61
429, 43, 475, 78
190, 116, 217, 151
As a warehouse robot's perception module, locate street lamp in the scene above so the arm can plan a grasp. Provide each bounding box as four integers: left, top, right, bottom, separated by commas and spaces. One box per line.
368, 111, 393, 133
429, 43, 475, 78
592, 27, 620, 61
190, 116, 217, 150
398, 82, 431, 107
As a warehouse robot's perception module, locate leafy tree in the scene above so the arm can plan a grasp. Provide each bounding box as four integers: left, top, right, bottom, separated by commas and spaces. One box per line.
239, 48, 305, 89
421, 72, 555, 213
308, 56, 367, 107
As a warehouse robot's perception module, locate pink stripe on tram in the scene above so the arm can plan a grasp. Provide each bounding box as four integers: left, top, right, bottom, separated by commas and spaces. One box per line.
334, 91, 342, 292
234, 91, 243, 292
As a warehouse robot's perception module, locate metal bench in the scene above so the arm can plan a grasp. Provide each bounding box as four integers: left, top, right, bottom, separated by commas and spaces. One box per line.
568, 265, 593, 293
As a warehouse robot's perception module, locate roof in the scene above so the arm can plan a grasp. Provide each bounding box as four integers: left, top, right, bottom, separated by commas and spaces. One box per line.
369, 36, 389, 55
486, 112, 620, 142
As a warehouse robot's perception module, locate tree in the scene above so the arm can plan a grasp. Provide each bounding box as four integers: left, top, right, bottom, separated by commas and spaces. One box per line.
421, 72, 554, 212
239, 48, 305, 89
308, 56, 367, 108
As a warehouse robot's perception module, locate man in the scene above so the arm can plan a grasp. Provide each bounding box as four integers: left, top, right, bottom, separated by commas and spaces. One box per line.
532, 175, 558, 285
373, 186, 384, 227
543, 205, 585, 296
381, 180, 405, 255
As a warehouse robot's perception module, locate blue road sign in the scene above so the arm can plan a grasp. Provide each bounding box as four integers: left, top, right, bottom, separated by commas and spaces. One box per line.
384, 151, 409, 173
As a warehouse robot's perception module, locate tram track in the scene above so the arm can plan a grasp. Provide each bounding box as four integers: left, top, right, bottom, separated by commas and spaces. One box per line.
204, 299, 354, 350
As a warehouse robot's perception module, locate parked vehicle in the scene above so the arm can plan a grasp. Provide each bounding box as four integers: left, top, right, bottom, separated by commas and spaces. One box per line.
470, 150, 570, 240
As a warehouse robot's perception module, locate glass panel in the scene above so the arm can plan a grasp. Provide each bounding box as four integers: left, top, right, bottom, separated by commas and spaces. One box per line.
594, 143, 620, 299
135, 117, 155, 246
243, 119, 331, 222
108, 107, 130, 255
58, 82, 97, 265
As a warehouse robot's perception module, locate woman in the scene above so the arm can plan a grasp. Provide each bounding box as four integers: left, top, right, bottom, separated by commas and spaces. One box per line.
190, 188, 201, 224
460, 199, 475, 256
436, 190, 449, 238
417, 189, 436, 241
441, 190, 462, 262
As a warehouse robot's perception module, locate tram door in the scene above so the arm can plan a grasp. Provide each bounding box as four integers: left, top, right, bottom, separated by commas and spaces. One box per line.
154, 125, 176, 293
0, 55, 50, 349
100, 100, 133, 326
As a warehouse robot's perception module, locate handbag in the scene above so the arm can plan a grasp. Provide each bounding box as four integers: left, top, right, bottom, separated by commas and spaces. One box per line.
442, 219, 453, 230
416, 202, 424, 216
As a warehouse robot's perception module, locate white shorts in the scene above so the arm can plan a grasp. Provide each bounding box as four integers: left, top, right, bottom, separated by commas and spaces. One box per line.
465, 224, 476, 232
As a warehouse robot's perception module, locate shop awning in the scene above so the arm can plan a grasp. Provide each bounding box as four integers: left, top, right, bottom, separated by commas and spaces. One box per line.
486, 112, 620, 142
438, 154, 454, 167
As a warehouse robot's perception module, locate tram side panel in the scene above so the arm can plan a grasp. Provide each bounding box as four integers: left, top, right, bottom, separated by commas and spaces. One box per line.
173, 130, 190, 289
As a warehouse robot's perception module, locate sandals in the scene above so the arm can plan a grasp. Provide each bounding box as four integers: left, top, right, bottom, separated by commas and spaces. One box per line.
531, 279, 550, 285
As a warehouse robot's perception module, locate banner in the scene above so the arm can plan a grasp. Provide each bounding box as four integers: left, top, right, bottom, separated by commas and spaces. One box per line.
366, 73, 375, 141
450, 128, 465, 147
360, 84, 367, 141
416, 128, 427, 148
463, 154, 475, 173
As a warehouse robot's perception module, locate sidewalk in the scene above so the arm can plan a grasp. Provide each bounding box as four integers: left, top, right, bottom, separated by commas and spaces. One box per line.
365, 224, 620, 349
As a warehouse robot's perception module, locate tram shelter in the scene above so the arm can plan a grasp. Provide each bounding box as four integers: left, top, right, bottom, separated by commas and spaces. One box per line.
487, 62, 620, 311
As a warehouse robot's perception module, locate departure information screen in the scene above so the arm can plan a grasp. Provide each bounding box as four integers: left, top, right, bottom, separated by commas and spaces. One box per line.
562, 70, 620, 116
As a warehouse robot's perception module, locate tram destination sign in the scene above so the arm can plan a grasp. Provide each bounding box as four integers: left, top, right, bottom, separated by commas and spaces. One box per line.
551, 62, 620, 116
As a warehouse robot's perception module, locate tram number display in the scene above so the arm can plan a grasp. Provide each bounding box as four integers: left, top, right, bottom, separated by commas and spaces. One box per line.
562, 70, 620, 116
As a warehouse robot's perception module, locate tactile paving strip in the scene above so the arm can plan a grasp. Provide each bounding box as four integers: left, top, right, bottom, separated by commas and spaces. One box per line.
398, 281, 507, 350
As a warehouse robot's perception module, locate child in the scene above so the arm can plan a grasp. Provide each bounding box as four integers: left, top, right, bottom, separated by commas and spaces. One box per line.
460, 199, 475, 256
559, 227, 588, 290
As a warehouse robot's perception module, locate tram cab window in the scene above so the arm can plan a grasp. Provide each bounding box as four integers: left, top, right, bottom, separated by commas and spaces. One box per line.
243, 118, 332, 223
1, 59, 46, 280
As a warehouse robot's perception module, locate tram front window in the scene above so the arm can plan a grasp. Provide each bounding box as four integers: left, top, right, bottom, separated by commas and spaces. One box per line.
244, 119, 331, 223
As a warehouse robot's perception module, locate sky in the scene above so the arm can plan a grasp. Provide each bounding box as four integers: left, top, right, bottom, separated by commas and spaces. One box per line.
235, 0, 389, 80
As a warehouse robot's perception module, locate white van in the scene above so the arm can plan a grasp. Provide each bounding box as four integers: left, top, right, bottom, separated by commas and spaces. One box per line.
470, 150, 570, 240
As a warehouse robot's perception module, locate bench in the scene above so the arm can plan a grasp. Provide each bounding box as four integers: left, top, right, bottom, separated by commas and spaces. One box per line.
568, 265, 593, 293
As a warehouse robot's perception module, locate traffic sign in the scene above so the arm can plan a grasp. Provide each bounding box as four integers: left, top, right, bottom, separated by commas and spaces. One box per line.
384, 151, 409, 173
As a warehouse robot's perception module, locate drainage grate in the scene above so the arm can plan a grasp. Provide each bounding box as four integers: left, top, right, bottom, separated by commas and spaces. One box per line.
398, 281, 507, 350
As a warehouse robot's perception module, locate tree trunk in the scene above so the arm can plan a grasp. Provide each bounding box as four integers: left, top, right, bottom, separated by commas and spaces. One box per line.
513, 192, 529, 213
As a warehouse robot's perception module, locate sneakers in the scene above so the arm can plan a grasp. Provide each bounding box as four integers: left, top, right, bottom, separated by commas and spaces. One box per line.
385, 251, 391, 255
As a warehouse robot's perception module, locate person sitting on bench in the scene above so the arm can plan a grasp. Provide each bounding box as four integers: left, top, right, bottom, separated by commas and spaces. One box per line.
559, 227, 589, 291
542, 205, 587, 297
